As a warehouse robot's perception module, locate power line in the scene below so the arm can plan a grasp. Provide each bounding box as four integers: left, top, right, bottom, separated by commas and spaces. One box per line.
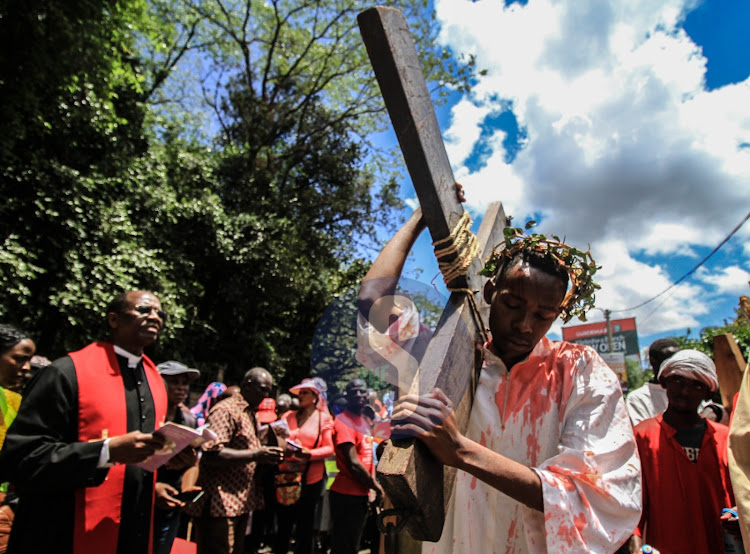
611, 208, 750, 314
630, 282, 681, 327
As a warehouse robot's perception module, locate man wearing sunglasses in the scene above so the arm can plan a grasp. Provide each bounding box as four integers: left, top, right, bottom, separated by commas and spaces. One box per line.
0, 290, 170, 554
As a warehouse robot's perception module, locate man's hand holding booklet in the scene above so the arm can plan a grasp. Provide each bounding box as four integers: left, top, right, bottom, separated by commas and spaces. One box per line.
136, 422, 217, 472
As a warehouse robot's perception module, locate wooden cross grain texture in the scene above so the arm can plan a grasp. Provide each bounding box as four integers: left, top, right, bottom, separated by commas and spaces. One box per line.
358, 6, 508, 542
714, 333, 747, 410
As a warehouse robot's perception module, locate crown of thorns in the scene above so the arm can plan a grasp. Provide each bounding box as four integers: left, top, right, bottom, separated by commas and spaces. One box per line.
479, 221, 601, 322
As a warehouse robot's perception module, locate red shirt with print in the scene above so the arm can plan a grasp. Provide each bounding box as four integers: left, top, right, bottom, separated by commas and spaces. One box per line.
633, 414, 734, 553
331, 410, 374, 496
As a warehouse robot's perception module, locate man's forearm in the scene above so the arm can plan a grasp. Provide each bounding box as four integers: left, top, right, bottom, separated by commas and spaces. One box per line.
201, 447, 257, 464
357, 209, 425, 324
348, 458, 379, 490
4, 440, 107, 492
362, 208, 425, 282
457, 439, 544, 512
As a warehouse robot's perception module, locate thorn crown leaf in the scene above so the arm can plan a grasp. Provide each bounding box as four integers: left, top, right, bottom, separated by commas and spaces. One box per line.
479, 220, 601, 323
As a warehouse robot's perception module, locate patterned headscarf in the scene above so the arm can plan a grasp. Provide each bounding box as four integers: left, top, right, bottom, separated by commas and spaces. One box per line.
657, 349, 718, 392
190, 382, 227, 426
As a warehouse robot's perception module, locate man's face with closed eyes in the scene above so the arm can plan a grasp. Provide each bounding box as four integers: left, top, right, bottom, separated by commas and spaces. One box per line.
484, 259, 564, 368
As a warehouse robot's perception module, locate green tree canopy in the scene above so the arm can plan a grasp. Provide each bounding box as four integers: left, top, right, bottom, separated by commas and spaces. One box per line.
675, 308, 750, 361
0, 0, 476, 390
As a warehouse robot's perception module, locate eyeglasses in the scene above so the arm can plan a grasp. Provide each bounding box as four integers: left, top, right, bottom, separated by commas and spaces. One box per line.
134, 305, 168, 322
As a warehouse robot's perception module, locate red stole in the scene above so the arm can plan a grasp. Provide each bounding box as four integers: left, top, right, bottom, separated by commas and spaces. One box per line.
69, 342, 167, 554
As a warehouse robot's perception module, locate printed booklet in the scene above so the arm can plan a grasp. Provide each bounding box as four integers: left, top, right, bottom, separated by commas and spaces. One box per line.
136, 422, 217, 472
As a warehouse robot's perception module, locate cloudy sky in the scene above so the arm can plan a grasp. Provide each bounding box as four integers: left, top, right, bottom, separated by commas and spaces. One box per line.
392, 0, 750, 351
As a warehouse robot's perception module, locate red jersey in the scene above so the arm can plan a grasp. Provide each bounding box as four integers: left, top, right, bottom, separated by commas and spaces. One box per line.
331, 410, 374, 496
634, 414, 734, 554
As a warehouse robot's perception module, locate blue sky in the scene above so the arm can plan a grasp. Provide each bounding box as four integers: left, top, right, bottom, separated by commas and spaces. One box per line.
386, 0, 750, 355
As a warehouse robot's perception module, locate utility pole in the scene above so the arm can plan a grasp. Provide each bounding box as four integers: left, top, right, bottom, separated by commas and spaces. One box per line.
605, 309, 614, 353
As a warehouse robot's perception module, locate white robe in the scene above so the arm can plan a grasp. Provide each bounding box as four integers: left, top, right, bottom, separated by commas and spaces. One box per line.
424, 338, 641, 553
625, 382, 668, 426
359, 309, 641, 553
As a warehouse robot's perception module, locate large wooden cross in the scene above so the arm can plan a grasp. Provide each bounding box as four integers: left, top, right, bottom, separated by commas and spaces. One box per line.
358, 6, 508, 542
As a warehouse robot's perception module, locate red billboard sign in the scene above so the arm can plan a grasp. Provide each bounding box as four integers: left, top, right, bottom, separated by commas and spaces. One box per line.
562, 317, 637, 341
562, 317, 641, 386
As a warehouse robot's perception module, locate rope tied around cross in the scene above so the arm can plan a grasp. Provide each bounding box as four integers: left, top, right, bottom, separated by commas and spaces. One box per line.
431, 207, 489, 343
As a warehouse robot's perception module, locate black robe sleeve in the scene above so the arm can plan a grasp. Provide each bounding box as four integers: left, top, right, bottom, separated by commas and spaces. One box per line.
0, 356, 107, 492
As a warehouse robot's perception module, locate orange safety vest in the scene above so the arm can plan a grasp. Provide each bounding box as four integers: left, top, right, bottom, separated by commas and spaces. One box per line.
69, 342, 167, 554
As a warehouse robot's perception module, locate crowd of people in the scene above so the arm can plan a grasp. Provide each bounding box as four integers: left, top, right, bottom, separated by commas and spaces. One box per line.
0, 200, 748, 554
0, 296, 391, 554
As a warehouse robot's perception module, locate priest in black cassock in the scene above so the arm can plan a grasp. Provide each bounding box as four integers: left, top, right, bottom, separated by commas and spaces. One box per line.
0, 290, 171, 554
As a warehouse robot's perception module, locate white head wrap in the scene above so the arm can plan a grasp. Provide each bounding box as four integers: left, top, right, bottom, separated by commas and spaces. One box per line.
657, 349, 718, 392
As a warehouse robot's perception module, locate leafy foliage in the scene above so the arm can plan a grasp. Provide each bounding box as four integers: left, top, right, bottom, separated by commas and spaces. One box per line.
0, 0, 156, 170
626, 359, 652, 392
163, 0, 475, 127
674, 307, 750, 362
0, 0, 178, 349
0, 0, 476, 391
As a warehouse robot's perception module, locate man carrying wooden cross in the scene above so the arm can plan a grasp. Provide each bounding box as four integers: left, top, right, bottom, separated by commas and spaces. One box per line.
357, 202, 641, 553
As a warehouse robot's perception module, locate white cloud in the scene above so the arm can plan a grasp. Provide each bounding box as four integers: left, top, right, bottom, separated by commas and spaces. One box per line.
697, 266, 750, 296
545, 237, 710, 339
638, 223, 712, 256
457, 135, 527, 217
432, 0, 750, 333
444, 98, 492, 165
589, 239, 709, 334
403, 196, 419, 211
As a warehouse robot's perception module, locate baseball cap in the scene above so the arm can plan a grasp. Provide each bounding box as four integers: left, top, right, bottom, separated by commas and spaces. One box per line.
256, 397, 277, 423
157, 360, 200, 381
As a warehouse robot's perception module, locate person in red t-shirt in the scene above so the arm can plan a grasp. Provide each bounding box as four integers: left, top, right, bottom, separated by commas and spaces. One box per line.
330, 378, 383, 554
629, 350, 736, 554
